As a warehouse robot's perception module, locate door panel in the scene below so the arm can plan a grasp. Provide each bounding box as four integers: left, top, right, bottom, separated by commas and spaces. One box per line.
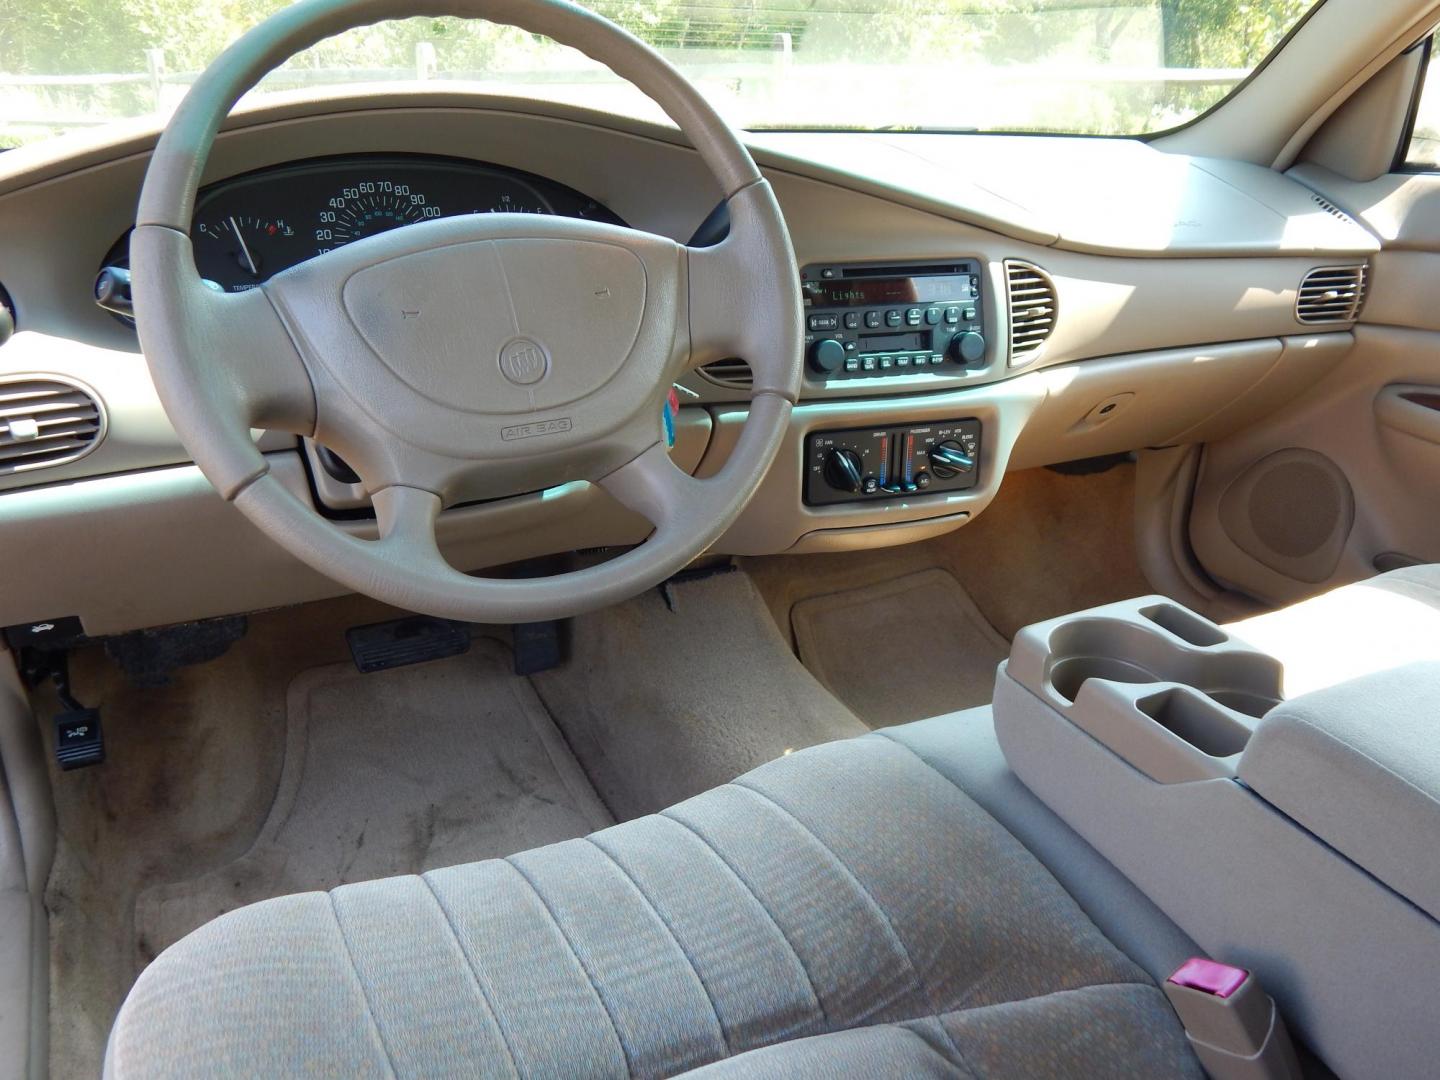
1191, 321, 1440, 606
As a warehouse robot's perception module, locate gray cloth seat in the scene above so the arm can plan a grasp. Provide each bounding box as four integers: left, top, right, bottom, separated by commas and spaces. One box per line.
1224, 563, 1440, 697
105, 726, 1203, 1079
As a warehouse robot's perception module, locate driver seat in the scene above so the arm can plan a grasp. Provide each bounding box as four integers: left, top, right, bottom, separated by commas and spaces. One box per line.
105, 727, 1203, 1078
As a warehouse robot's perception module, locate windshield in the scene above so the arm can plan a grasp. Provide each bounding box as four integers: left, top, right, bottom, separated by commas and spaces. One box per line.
1, 0, 1318, 150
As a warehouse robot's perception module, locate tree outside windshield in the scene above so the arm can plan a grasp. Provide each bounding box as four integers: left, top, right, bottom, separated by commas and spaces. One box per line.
1, 0, 1316, 149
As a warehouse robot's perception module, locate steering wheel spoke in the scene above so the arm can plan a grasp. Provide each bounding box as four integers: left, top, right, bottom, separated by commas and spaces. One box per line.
687, 180, 803, 400
598, 442, 709, 535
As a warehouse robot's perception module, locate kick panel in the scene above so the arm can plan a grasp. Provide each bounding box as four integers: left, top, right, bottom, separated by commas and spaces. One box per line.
804, 419, 981, 505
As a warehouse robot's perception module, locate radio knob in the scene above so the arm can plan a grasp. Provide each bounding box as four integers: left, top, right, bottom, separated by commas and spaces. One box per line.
809, 338, 846, 375
822, 447, 865, 493
952, 331, 986, 364
929, 440, 975, 478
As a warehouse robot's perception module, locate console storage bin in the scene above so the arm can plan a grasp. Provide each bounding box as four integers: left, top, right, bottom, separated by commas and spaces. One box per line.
992, 595, 1440, 1080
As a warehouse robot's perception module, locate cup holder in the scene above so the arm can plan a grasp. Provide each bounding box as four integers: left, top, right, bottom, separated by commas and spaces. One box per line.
1137, 689, 1252, 757
1003, 596, 1286, 784
1050, 657, 1157, 703
1139, 602, 1228, 648
1043, 616, 1283, 717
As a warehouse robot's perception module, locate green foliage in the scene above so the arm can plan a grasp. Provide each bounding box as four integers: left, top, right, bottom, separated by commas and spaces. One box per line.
0, 0, 1317, 139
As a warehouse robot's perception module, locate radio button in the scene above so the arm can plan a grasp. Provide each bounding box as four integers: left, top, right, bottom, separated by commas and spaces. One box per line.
843, 312, 860, 330
905, 307, 923, 326
808, 313, 840, 331
944, 306, 961, 324
844, 357, 859, 372
924, 307, 941, 325
864, 310, 882, 328
884, 309, 902, 327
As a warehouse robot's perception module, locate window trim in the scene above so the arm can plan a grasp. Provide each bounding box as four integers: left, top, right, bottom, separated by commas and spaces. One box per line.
1394, 33, 1435, 173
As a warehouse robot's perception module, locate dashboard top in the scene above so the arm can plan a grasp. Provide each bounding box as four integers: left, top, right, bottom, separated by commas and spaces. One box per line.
0, 89, 1380, 260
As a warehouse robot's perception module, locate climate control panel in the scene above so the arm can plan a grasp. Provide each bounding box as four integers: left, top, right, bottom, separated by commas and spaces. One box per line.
804, 419, 982, 506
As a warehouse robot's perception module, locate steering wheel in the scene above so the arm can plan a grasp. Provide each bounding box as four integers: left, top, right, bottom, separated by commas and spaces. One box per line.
131, 0, 801, 623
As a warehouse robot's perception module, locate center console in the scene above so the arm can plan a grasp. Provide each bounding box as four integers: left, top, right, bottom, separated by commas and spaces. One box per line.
991, 597, 1440, 1080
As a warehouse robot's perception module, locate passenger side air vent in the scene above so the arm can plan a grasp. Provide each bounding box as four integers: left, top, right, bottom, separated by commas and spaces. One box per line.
1004, 260, 1058, 366
0, 376, 105, 475
1296, 265, 1367, 324
697, 357, 753, 390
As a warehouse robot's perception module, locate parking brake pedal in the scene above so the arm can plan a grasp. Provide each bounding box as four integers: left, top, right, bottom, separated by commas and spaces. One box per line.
346, 616, 470, 674
45, 654, 104, 770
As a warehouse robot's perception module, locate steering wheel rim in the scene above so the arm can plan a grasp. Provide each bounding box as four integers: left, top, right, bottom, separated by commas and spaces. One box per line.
131, 0, 802, 623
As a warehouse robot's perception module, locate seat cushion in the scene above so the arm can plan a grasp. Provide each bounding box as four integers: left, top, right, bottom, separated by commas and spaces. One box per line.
105, 730, 1202, 1079
1224, 563, 1440, 697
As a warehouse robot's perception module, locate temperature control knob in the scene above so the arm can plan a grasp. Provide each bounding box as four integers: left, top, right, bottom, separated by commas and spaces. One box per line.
952, 331, 986, 364
809, 338, 846, 375
823, 447, 865, 493
929, 440, 975, 479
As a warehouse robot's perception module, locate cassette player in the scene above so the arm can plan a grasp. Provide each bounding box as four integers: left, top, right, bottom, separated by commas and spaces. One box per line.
801, 260, 986, 380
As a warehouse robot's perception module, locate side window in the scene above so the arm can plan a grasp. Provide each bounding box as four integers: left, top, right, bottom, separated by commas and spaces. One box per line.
1402, 37, 1440, 169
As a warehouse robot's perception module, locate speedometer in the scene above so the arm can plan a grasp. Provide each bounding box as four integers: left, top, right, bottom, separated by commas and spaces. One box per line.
112, 154, 627, 293
318, 179, 444, 252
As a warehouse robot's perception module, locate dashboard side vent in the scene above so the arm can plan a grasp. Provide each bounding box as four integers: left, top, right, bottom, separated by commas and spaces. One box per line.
0, 376, 105, 475
697, 357, 753, 390
1296, 265, 1367, 324
1004, 260, 1058, 366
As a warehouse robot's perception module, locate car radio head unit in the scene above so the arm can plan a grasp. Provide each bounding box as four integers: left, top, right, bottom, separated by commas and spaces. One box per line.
800, 260, 986, 380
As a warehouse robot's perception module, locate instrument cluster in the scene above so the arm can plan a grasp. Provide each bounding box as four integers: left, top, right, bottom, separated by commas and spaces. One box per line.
105, 153, 625, 294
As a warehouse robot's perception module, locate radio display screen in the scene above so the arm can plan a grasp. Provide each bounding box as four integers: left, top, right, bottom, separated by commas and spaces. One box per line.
803, 274, 972, 308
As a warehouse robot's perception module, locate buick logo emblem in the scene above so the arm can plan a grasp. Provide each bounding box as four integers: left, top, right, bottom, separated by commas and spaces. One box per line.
498, 338, 549, 385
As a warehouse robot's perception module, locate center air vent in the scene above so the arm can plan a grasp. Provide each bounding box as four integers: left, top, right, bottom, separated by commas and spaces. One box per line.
697, 357, 753, 390
1296, 265, 1367, 324
1004, 260, 1058, 366
0, 376, 105, 475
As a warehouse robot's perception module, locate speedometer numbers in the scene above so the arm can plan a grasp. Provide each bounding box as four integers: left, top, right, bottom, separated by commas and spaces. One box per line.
172, 156, 623, 292
318, 180, 443, 251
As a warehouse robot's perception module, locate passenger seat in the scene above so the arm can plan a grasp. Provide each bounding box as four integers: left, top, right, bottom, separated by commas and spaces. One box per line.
1224, 565, 1440, 697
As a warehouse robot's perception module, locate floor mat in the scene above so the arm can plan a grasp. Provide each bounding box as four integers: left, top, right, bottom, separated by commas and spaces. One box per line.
43, 598, 610, 1080
792, 568, 1009, 727
134, 638, 611, 965
531, 569, 867, 821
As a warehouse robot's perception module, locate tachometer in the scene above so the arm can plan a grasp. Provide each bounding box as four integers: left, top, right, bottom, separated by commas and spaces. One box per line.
319, 180, 442, 251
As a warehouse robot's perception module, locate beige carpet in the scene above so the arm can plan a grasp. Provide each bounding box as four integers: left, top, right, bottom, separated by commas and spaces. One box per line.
792, 568, 1010, 727
746, 462, 1154, 645
40, 597, 607, 1080
531, 570, 868, 820
133, 640, 611, 965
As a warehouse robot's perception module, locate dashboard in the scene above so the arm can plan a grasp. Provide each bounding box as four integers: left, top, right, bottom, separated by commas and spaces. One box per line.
103, 154, 625, 292
0, 91, 1381, 636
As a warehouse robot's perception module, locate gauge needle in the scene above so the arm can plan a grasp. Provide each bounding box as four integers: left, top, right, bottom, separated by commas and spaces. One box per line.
229, 216, 258, 275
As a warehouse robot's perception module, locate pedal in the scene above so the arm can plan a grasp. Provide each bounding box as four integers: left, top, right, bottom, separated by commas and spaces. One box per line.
512, 620, 563, 676
55, 707, 104, 770
345, 616, 469, 674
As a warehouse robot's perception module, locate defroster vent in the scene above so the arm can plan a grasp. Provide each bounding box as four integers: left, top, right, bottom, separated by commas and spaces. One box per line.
0, 376, 105, 475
